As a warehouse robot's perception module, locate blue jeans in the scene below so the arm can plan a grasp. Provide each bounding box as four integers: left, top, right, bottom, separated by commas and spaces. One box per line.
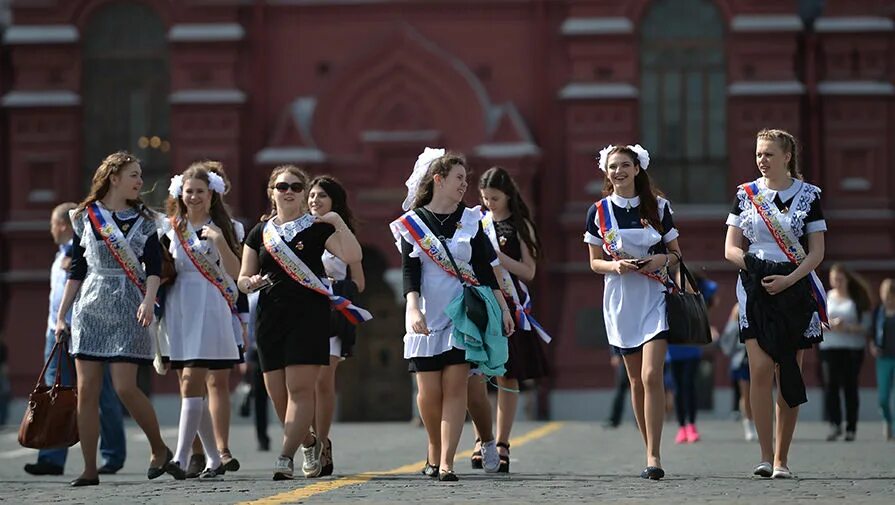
37, 330, 127, 470
877, 356, 895, 424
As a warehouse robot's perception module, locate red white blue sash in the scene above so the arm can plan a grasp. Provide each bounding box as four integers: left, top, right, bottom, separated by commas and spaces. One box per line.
741, 182, 828, 324
171, 217, 238, 315
596, 198, 672, 289
481, 211, 551, 343
262, 219, 372, 325
393, 211, 480, 286
86, 202, 147, 294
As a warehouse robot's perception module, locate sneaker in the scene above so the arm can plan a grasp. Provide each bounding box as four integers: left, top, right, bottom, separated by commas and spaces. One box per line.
885, 421, 893, 441
273, 455, 294, 481
844, 430, 856, 442
319, 439, 334, 477
743, 419, 757, 441
301, 437, 324, 478
772, 466, 794, 479
752, 461, 772, 478
186, 453, 206, 479
674, 426, 688, 444
685, 423, 701, 443
826, 424, 842, 442
481, 440, 500, 473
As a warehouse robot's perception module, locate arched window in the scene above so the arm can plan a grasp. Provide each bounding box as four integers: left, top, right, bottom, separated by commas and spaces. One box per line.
83, 1, 170, 204
640, 0, 726, 203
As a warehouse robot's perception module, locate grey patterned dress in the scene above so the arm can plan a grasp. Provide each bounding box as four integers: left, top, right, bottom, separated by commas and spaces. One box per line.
69, 205, 162, 362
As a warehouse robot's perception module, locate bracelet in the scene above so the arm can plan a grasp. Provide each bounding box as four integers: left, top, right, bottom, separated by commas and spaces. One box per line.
663, 254, 670, 268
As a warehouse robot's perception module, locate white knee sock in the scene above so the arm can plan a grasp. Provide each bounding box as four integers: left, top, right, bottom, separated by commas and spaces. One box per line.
175, 397, 205, 469
198, 398, 221, 470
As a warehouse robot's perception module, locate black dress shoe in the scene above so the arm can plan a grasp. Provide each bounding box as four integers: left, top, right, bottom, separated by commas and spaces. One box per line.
97, 465, 121, 475
148, 448, 185, 480
24, 462, 64, 476
640, 466, 665, 480
70, 477, 100, 487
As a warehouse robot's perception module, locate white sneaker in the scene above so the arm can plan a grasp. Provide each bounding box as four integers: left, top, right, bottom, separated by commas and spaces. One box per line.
273, 455, 294, 480
743, 419, 757, 441
752, 461, 772, 478
772, 466, 794, 479
481, 440, 500, 473
301, 438, 323, 478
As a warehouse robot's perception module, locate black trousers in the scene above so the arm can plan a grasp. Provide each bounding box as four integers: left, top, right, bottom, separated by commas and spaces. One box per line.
820, 349, 865, 432
249, 349, 270, 445
608, 361, 629, 425
670, 358, 700, 426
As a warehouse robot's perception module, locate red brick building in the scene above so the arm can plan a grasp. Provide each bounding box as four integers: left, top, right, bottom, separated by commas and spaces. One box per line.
2, 0, 894, 418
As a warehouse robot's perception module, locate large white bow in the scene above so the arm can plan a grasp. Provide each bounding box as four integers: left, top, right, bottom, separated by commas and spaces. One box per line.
596, 144, 651, 172
402, 147, 445, 211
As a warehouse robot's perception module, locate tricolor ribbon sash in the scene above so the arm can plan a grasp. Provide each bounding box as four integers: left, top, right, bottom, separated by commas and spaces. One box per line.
86, 203, 148, 295
395, 211, 480, 286
171, 217, 239, 314
596, 198, 672, 289
262, 219, 372, 325
741, 182, 828, 324
481, 211, 551, 343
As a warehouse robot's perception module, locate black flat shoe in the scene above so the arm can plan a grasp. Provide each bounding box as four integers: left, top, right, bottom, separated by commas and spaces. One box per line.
221, 449, 240, 472
198, 465, 226, 480
319, 439, 333, 477
185, 453, 206, 478
421, 461, 439, 478
496, 442, 510, 473
640, 466, 665, 480
24, 462, 64, 476
437, 470, 459, 482
470, 438, 483, 469
70, 477, 99, 487
97, 465, 121, 475
148, 448, 185, 480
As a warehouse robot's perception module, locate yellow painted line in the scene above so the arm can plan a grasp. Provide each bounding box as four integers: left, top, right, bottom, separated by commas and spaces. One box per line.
239, 421, 564, 505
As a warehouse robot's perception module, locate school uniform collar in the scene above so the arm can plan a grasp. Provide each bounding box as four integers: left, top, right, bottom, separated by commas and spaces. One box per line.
609, 193, 641, 209
758, 177, 801, 201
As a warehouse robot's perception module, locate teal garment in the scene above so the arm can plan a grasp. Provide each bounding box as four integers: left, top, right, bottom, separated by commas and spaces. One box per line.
447, 285, 508, 376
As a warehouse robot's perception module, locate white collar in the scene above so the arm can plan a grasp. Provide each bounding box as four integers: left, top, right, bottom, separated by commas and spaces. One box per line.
609, 193, 641, 209
758, 177, 801, 200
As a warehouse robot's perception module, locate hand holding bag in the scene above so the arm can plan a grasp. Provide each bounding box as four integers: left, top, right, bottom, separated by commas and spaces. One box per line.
18, 339, 79, 449
665, 259, 713, 345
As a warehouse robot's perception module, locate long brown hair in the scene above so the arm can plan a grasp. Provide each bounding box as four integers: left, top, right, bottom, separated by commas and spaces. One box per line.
75, 151, 150, 217
601, 145, 664, 233
830, 263, 872, 321
262, 165, 310, 220
757, 128, 802, 180
411, 153, 466, 210
309, 175, 356, 232
479, 166, 541, 260
165, 161, 241, 257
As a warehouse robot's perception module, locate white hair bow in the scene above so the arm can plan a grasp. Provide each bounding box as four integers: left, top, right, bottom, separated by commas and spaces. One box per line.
596, 144, 651, 172
168, 174, 184, 198
402, 147, 445, 211
168, 171, 227, 198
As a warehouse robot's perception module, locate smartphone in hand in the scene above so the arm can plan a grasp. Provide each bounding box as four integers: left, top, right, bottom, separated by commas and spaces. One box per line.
632, 258, 650, 269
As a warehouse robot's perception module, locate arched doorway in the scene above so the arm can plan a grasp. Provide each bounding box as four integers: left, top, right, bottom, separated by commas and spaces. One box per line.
82, 1, 170, 205
640, 0, 727, 203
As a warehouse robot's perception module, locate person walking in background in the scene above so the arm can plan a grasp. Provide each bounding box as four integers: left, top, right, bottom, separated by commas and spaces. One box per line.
308, 175, 366, 477
585, 144, 682, 480
603, 350, 629, 429
245, 291, 271, 451
55, 152, 184, 486
719, 304, 756, 441
724, 129, 827, 479
870, 278, 895, 441
820, 264, 872, 441
24, 202, 126, 477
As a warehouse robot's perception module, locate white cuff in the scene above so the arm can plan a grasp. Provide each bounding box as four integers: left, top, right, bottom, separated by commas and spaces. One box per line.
805, 220, 827, 234
583, 231, 603, 246
663, 228, 680, 243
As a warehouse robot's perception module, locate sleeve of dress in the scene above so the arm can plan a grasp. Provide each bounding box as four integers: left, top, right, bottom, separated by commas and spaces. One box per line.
471, 226, 499, 290
660, 199, 679, 243
237, 292, 250, 322
142, 232, 162, 277
804, 192, 827, 234
401, 238, 422, 297
583, 204, 603, 246
244, 222, 263, 252
726, 193, 746, 228
68, 232, 88, 281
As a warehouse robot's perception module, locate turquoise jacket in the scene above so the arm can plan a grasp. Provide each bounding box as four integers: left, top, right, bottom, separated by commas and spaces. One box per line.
447, 285, 508, 376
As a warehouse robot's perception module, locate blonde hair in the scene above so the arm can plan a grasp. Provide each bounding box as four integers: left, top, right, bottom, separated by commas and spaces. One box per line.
75, 151, 149, 217
756, 128, 801, 180
262, 165, 310, 220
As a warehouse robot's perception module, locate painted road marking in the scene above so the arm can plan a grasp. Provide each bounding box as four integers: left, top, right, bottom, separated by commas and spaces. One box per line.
239, 421, 564, 505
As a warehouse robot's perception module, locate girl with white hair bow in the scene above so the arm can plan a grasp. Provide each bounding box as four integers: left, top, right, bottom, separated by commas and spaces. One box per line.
584, 144, 682, 481
390, 148, 514, 482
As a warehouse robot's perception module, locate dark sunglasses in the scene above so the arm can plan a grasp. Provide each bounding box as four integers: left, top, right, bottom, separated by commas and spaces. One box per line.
272, 182, 305, 193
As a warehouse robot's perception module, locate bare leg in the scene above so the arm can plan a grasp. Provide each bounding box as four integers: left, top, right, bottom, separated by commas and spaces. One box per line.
745, 339, 776, 464
440, 364, 470, 471
466, 376, 495, 443
206, 369, 232, 452
495, 376, 520, 456
75, 360, 103, 480
280, 365, 320, 458
640, 339, 667, 468
739, 379, 753, 420
109, 363, 168, 465
263, 369, 288, 425
416, 372, 443, 465
623, 352, 647, 446
314, 357, 340, 444
774, 350, 804, 469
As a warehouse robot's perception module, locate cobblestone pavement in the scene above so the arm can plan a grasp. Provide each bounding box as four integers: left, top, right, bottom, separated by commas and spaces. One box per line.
0, 419, 892, 504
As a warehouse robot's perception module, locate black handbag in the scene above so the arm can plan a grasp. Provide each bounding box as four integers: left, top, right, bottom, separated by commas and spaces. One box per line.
330, 278, 358, 356
665, 260, 712, 345
417, 209, 490, 333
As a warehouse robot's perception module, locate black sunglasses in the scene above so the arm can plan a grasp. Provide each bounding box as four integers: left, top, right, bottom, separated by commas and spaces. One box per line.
271, 182, 305, 193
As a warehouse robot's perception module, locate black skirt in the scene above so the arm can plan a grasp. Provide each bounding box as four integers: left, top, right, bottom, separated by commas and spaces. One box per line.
504, 329, 550, 380
408, 347, 469, 373
256, 294, 331, 372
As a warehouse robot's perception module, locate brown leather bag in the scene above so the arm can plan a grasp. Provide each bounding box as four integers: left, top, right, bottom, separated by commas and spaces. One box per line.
159, 243, 177, 286
18, 340, 79, 449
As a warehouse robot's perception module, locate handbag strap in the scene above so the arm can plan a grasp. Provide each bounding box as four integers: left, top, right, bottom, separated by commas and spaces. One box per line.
35, 339, 73, 389
668, 258, 702, 295
416, 208, 473, 288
